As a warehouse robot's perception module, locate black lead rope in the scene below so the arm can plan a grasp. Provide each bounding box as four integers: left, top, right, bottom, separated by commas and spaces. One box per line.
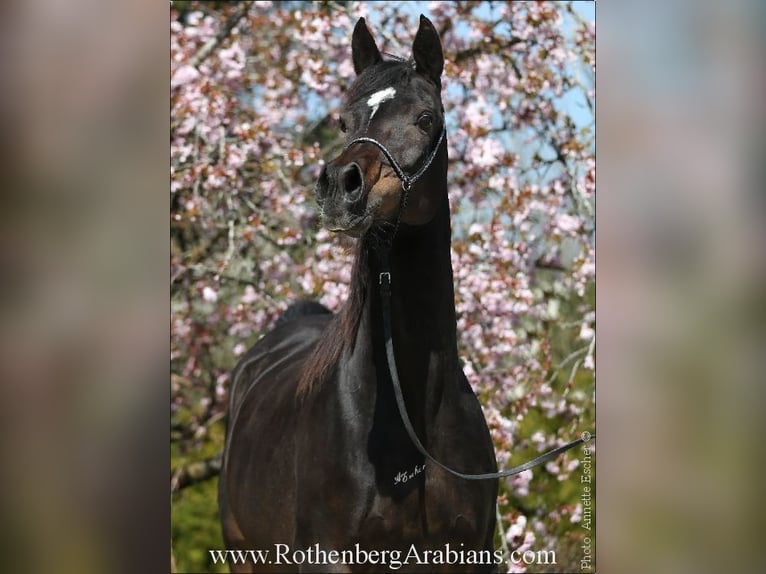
379, 263, 592, 480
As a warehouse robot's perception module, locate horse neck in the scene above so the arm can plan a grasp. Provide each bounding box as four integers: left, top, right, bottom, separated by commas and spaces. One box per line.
365, 190, 458, 422
387, 198, 456, 350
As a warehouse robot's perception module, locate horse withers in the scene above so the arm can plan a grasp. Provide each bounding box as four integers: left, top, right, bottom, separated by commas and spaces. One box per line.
219, 16, 498, 573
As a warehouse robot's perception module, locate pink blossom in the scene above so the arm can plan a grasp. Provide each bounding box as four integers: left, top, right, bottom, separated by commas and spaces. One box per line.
467, 137, 504, 168
233, 343, 247, 357
241, 286, 258, 305
556, 213, 581, 234
202, 286, 217, 303
464, 100, 491, 130
171, 65, 200, 89
506, 514, 527, 541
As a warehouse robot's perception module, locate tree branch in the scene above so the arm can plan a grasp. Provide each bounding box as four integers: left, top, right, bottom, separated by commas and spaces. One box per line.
496, 506, 511, 559
534, 256, 567, 272
453, 37, 525, 66
189, 2, 250, 70
171, 454, 223, 492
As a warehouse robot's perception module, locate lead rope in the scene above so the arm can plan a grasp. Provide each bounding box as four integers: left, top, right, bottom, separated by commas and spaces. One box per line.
368, 126, 593, 480
380, 260, 592, 480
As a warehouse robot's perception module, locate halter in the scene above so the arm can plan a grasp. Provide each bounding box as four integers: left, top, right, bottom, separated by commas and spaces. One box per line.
344, 124, 446, 194
350, 123, 594, 481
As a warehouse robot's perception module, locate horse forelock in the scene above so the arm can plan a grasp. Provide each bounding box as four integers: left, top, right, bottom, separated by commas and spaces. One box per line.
345, 59, 415, 106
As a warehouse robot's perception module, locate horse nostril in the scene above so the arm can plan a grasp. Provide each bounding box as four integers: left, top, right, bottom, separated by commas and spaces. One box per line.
341, 163, 364, 202
316, 166, 330, 202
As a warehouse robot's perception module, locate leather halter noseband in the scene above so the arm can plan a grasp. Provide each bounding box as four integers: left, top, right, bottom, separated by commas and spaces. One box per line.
344, 124, 446, 194
350, 124, 594, 480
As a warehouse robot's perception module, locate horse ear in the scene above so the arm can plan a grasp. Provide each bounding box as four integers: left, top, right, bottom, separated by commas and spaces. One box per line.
352, 17, 382, 75
412, 15, 443, 84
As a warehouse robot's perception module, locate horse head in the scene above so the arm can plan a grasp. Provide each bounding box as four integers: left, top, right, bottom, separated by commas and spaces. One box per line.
315, 15, 447, 237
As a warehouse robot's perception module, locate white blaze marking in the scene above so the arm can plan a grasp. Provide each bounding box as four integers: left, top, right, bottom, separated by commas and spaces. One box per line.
367, 87, 396, 120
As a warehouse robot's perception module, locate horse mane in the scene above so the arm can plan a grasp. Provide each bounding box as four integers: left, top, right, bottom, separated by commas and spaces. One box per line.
296, 240, 369, 400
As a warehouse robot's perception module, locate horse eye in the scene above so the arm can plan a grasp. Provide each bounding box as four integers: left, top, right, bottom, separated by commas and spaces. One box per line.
417, 113, 433, 132
338, 118, 347, 133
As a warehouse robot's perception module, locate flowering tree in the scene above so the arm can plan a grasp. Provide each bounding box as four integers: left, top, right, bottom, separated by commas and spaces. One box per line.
171, 2, 594, 572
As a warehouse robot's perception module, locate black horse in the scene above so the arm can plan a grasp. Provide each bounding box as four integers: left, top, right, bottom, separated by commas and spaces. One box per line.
220, 16, 498, 573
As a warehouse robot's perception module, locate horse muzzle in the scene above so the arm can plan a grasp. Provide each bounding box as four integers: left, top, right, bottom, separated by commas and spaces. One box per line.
315, 160, 375, 236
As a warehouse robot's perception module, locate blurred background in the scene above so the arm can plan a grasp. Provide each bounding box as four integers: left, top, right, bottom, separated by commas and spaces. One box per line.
0, 1, 763, 573
597, 1, 764, 573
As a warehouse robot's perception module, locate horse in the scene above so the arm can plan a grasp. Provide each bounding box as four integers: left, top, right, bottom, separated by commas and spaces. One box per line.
219, 16, 498, 573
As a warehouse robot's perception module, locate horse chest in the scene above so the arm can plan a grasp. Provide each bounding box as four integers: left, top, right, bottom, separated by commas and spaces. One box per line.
356, 470, 487, 548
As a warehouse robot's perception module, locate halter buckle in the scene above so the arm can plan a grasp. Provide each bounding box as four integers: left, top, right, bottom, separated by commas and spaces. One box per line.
401, 178, 412, 192
379, 272, 391, 286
